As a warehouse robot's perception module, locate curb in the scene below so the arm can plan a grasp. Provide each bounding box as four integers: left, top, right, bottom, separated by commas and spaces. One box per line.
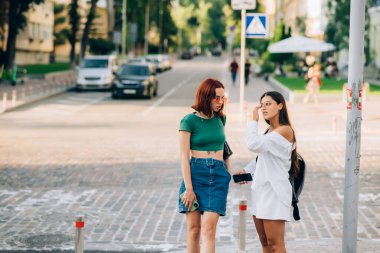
0, 80, 76, 114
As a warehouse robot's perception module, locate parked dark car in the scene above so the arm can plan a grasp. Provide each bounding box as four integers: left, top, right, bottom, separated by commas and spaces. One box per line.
111, 63, 158, 99
211, 48, 222, 56
181, 50, 193, 60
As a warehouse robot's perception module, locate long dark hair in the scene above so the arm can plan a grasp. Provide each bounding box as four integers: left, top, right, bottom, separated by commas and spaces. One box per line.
260, 91, 299, 176
191, 78, 225, 118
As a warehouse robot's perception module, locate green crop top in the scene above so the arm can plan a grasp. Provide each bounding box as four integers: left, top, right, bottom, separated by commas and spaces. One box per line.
179, 112, 226, 151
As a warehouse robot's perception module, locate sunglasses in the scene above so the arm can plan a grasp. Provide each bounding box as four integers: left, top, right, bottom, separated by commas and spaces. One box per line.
213, 96, 226, 102
260, 102, 273, 108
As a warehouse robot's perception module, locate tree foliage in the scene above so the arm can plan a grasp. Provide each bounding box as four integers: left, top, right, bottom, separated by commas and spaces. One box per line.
325, 0, 371, 64
112, 0, 177, 54
80, 0, 99, 58
54, 3, 69, 47
269, 21, 293, 64
1, 0, 44, 69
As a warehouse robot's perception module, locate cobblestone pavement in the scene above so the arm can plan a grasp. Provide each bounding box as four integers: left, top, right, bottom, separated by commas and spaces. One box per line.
0, 56, 379, 252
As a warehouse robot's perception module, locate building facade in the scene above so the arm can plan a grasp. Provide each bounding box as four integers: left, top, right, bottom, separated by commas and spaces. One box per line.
0, 0, 54, 65
269, 0, 328, 38
15, 0, 54, 64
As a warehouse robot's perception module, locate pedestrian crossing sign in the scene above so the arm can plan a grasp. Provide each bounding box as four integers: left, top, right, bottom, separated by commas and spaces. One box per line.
246, 13, 268, 38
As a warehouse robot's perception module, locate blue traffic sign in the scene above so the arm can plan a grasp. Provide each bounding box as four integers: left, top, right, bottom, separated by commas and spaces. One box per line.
246, 13, 268, 38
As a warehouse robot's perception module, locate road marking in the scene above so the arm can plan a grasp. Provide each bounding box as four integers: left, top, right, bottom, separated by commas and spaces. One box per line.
141, 72, 198, 117
28, 93, 109, 116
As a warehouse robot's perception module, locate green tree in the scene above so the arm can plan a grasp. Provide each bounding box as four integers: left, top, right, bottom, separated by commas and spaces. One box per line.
80, 0, 99, 59
325, 0, 371, 64
0, 0, 9, 66
207, 0, 226, 48
325, 0, 350, 53
68, 0, 80, 67
269, 21, 293, 64
53, 3, 69, 49
2, 0, 44, 70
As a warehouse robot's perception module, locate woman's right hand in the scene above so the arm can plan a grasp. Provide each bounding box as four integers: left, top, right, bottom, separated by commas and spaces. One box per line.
233, 169, 248, 185
252, 105, 261, 121
181, 189, 197, 210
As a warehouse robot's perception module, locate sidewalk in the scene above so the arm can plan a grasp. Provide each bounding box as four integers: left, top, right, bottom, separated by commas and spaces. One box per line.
0, 64, 379, 253
0, 70, 76, 113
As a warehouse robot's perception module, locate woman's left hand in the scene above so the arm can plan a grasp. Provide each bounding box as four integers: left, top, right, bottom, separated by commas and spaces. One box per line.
252, 105, 261, 121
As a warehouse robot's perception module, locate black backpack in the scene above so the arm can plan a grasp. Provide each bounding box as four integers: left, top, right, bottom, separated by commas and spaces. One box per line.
289, 153, 306, 221
255, 129, 306, 221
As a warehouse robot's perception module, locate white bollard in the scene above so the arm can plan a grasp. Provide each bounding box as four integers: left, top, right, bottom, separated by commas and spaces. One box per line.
332, 116, 337, 135
2, 92, 7, 111
238, 200, 247, 251
12, 90, 16, 106
75, 216, 84, 253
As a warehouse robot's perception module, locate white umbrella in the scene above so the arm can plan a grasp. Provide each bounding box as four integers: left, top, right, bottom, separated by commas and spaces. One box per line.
268, 35, 335, 53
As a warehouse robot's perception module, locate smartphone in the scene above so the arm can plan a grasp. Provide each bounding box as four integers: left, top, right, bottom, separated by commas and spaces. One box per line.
179, 192, 199, 211
233, 173, 253, 183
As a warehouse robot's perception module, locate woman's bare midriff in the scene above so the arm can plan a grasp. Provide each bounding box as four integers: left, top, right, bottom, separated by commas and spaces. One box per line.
191, 150, 224, 161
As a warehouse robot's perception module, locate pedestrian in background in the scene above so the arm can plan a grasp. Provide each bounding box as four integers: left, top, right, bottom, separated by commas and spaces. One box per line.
234, 91, 298, 253
229, 58, 239, 86
303, 64, 322, 104
244, 59, 251, 86
178, 78, 232, 252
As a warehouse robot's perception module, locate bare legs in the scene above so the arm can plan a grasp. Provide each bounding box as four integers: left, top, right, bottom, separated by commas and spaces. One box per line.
186, 211, 220, 253
253, 216, 286, 253
186, 211, 201, 253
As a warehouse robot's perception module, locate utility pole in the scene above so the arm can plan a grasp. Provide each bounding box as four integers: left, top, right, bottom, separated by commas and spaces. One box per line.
342, 0, 366, 252
240, 9, 246, 123
144, 0, 150, 55
121, 0, 127, 56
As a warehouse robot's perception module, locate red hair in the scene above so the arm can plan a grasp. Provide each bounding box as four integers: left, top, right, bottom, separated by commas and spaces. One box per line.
191, 78, 225, 118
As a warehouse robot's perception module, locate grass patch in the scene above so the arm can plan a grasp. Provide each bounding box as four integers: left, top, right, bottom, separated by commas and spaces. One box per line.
20, 62, 71, 74
274, 77, 380, 94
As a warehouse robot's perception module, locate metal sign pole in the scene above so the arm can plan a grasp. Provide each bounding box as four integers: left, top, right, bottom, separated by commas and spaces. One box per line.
240, 9, 246, 123
342, 0, 366, 252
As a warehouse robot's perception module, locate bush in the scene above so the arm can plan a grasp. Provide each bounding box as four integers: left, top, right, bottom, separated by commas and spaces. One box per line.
260, 61, 275, 74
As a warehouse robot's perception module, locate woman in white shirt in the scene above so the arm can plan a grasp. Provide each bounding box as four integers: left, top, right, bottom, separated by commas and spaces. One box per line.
235, 91, 299, 253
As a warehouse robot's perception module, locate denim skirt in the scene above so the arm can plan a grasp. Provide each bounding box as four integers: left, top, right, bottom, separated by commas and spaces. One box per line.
178, 157, 231, 216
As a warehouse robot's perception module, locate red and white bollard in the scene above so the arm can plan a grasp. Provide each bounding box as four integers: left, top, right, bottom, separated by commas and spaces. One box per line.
2, 92, 7, 111
75, 216, 84, 253
12, 90, 16, 106
21, 88, 26, 99
238, 200, 247, 251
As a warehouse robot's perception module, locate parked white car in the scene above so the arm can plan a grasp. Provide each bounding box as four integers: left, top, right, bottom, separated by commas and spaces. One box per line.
76, 55, 118, 90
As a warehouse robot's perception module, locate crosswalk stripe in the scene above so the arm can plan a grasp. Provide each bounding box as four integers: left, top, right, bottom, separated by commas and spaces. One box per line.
28, 93, 109, 116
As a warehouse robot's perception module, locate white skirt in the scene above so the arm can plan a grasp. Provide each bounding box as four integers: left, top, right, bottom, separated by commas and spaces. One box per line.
250, 181, 292, 222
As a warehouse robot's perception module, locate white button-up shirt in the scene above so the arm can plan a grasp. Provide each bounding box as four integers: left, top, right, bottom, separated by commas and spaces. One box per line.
244, 121, 293, 207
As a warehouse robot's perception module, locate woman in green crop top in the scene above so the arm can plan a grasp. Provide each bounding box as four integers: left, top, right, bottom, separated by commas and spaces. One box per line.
178, 78, 232, 252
